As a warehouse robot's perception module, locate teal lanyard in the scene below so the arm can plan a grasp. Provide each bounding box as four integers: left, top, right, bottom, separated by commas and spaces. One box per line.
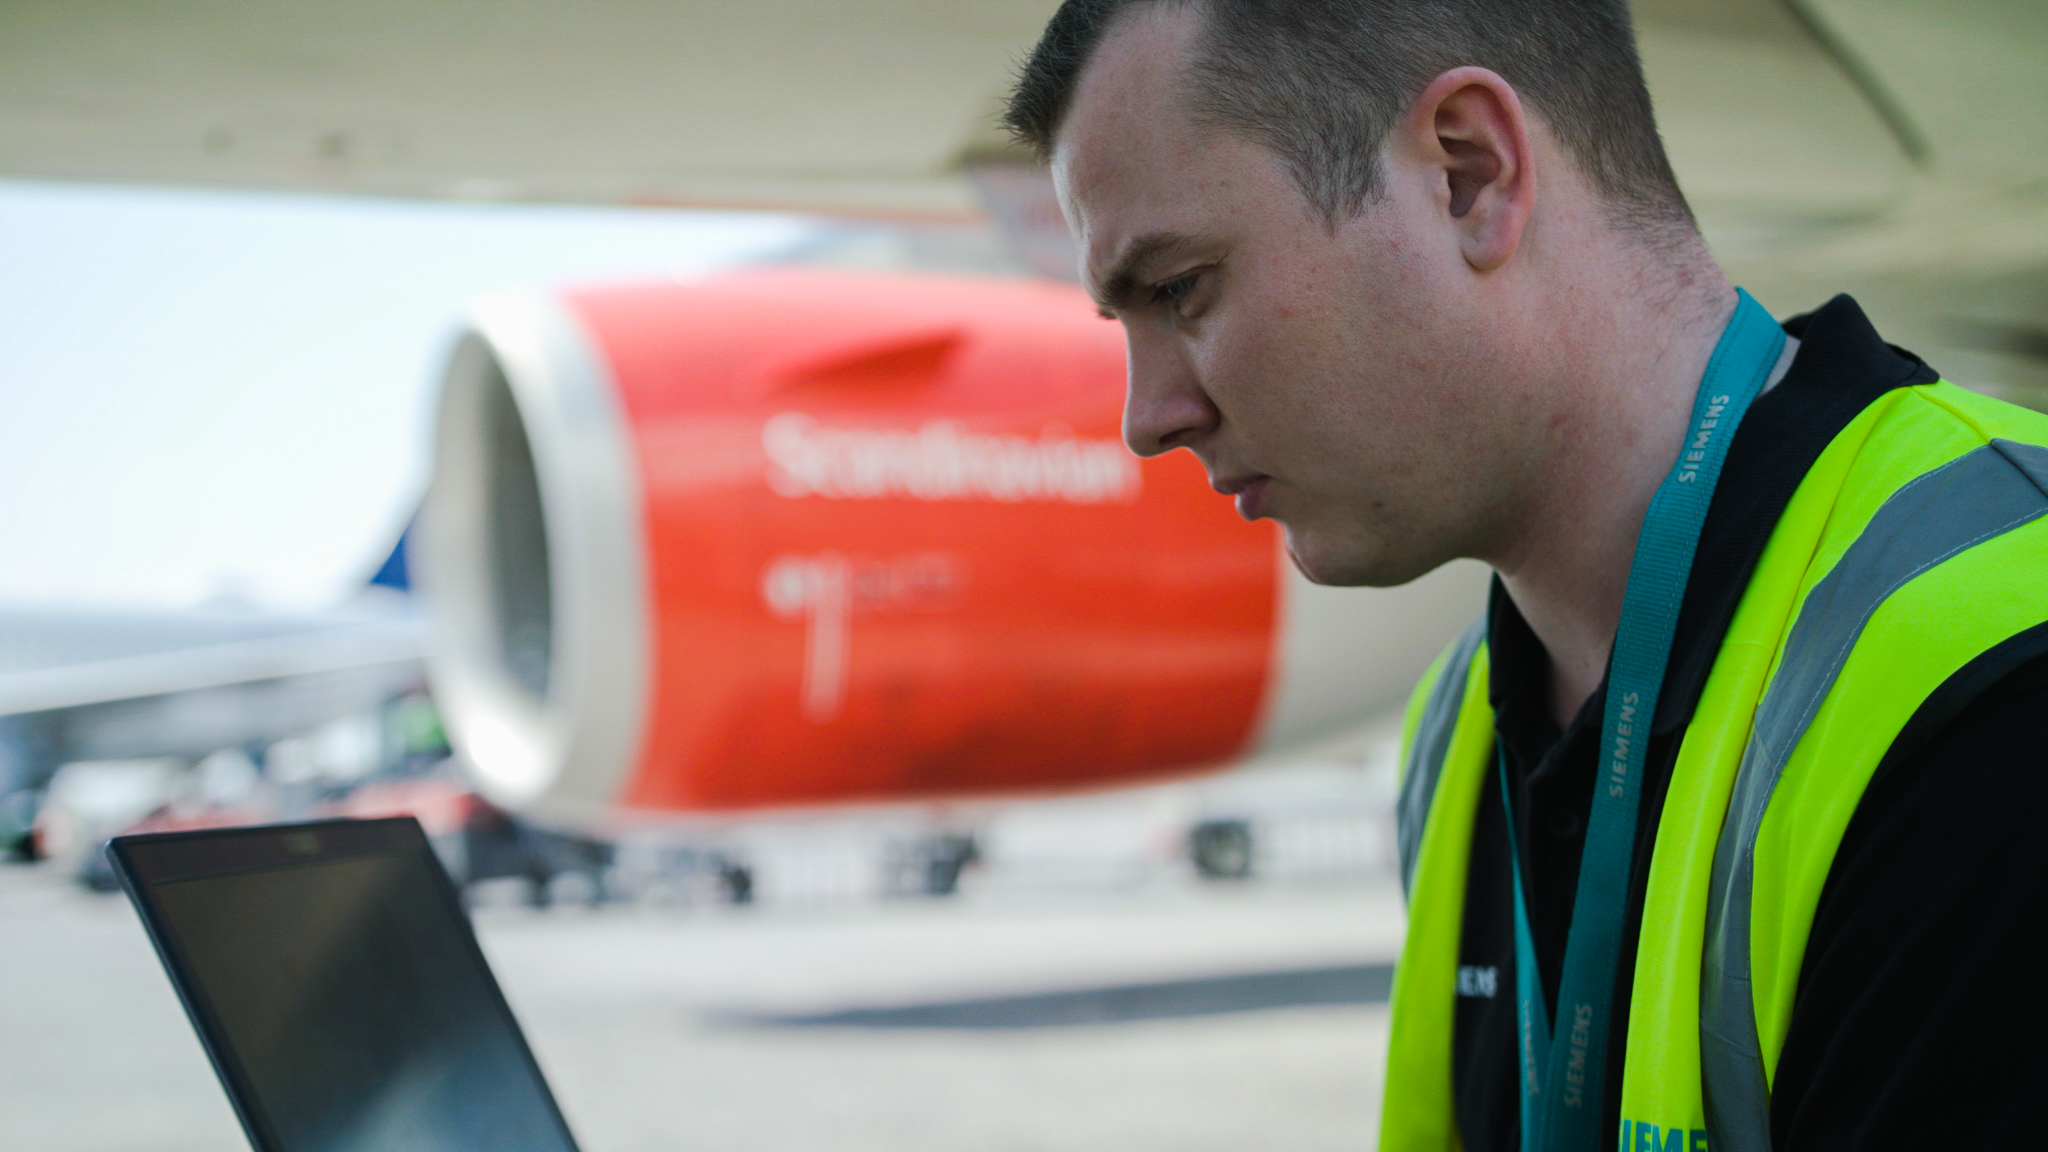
1500, 290, 1786, 1152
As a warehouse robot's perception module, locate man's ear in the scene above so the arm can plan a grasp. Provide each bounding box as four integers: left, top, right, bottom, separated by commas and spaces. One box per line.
1402, 67, 1535, 273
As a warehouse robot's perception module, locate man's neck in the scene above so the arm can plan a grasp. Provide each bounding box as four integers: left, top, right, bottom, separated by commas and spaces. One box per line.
1488, 256, 1743, 730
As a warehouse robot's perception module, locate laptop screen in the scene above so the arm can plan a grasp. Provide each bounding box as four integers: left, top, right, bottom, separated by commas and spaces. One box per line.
112, 819, 580, 1152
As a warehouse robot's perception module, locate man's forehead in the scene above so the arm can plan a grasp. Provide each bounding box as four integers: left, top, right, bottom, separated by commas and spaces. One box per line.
1052, 4, 1204, 187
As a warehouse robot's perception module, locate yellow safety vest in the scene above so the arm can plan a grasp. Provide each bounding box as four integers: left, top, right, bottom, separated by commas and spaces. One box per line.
1382, 382, 2048, 1152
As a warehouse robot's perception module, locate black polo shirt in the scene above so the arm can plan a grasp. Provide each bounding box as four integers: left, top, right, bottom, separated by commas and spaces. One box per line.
1451, 296, 2048, 1150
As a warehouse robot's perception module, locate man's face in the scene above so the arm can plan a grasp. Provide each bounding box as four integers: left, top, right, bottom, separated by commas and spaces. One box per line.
1052, 6, 1516, 586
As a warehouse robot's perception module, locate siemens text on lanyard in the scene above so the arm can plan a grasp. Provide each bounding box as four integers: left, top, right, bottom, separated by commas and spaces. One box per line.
1497, 289, 1787, 1152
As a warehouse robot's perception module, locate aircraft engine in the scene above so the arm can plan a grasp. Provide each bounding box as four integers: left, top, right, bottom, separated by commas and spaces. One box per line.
420, 269, 1485, 824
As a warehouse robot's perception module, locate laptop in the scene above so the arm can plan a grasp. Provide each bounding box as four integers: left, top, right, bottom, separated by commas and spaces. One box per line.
108, 817, 582, 1152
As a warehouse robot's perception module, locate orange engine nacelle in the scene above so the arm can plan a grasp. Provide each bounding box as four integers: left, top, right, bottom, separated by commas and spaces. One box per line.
420, 269, 1484, 824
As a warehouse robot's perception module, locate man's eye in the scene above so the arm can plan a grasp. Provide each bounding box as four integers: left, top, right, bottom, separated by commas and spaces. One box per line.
1153, 273, 1197, 309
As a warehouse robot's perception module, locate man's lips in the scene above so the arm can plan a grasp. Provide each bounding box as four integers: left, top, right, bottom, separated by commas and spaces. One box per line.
1211, 474, 1272, 520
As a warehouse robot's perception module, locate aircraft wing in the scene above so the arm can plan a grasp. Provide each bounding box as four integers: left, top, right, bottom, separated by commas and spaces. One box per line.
0, 605, 426, 717
0, 0, 1062, 218
0, 605, 427, 790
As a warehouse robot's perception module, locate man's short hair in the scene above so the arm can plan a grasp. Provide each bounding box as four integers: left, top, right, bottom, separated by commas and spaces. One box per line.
1004, 0, 1695, 240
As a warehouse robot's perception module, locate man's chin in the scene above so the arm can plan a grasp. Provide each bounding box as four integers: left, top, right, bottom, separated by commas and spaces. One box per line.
1280, 524, 1435, 588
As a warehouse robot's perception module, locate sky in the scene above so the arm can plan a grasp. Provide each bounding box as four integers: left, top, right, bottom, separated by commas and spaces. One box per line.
0, 180, 817, 610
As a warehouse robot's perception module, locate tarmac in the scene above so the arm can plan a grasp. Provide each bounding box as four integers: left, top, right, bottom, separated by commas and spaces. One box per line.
0, 853, 1404, 1152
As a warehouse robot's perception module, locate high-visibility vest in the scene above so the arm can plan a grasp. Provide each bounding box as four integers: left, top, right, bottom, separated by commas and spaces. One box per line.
1381, 382, 2048, 1152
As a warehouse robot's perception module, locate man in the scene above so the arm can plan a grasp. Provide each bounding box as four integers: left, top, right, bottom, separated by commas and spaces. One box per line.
1003, 1, 2048, 1149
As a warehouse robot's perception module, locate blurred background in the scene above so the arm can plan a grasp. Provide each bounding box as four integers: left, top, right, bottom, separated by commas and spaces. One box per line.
1, 1, 2043, 1150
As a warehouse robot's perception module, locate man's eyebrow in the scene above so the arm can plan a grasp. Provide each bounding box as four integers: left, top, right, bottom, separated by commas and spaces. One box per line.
1091, 231, 1202, 316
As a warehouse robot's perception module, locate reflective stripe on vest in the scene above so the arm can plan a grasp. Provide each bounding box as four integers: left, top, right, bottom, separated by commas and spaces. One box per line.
1698, 436, 2048, 1147
1381, 382, 2048, 1152
1400, 617, 1488, 899
1388, 627, 1496, 1152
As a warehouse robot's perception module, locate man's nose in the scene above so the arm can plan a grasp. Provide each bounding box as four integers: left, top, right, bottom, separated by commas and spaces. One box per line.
1121, 327, 1218, 458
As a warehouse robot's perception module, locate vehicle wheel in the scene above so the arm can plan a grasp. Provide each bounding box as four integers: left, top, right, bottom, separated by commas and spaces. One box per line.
719, 862, 754, 905
1190, 819, 1254, 880
922, 834, 978, 896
